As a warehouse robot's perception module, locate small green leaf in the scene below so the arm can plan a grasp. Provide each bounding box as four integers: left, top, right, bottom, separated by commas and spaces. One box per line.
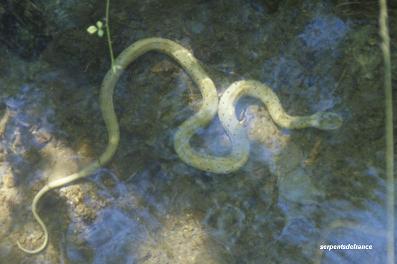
98, 29, 104, 37
96, 21, 103, 29
87, 25, 97, 34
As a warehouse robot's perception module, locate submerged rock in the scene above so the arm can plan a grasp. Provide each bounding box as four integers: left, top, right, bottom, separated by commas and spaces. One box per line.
0, 0, 51, 60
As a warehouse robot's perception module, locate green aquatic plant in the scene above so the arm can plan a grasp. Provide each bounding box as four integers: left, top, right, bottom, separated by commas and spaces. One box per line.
17, 37, 343, 254
86, 0, 118, 73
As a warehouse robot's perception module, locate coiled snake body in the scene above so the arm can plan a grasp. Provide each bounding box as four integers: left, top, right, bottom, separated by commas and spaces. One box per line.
17, 38, 342, 253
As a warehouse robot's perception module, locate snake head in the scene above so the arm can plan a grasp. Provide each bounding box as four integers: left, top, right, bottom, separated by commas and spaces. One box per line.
313, 112, 343, 130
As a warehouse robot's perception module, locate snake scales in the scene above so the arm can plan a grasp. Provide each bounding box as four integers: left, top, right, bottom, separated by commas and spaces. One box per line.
17, 38, 342, 253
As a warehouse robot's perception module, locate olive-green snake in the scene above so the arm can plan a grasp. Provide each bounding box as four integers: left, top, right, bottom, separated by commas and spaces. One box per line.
17, 38, 342, 253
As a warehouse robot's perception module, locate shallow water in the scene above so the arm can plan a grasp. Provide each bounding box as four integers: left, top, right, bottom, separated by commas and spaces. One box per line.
0, 0, 395, 263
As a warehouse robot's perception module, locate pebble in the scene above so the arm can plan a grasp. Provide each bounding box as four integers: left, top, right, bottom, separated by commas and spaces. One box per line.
2, 166, 16, 188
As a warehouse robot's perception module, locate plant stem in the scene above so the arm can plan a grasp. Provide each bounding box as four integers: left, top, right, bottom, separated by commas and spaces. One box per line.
105, 0, 115, 72
379, 0, 394, 263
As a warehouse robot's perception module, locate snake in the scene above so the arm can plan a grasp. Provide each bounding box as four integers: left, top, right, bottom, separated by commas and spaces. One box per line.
17, 38, 343, 254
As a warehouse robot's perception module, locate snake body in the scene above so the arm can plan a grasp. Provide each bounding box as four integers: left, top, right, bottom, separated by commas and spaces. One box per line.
17, 38, 342, 253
